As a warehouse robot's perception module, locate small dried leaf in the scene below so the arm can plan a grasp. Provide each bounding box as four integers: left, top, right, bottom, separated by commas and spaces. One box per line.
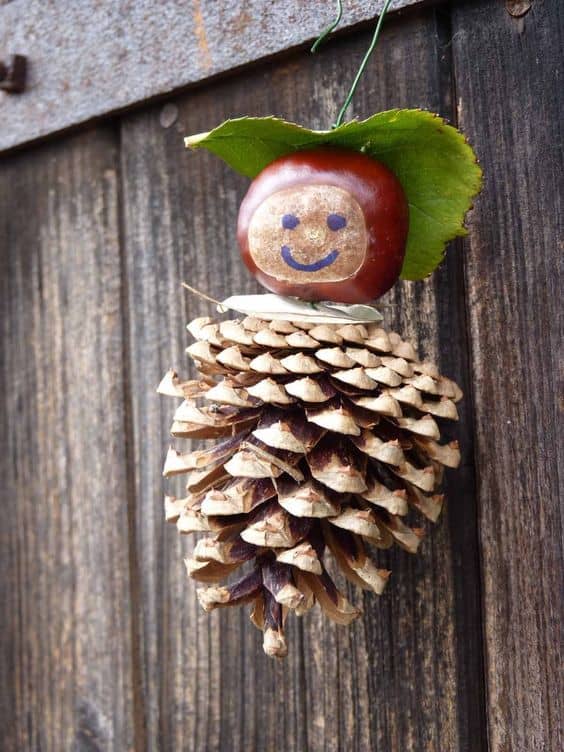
218, 294, 382, 326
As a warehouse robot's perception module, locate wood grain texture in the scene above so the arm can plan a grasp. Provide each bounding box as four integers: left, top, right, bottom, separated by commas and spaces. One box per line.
2, 2, 561, 750
0, 0, 433, 152
452, 2, 564, 751
119, 8, 486, 750
0, 129, 139, 751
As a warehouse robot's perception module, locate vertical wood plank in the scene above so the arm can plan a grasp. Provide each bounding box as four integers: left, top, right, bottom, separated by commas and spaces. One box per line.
120, 7, 486, 750
0, 130, 138, 751
452, 2, 563, 750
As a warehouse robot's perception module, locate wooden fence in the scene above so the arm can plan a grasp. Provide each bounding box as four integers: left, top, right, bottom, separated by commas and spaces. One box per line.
1, 1, 561, 749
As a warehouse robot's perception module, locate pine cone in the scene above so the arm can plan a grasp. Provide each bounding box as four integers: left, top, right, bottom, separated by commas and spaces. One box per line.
159, 313, 462, 657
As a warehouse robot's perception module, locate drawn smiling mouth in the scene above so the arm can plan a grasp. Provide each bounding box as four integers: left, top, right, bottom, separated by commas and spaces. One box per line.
281, 245, 340, 272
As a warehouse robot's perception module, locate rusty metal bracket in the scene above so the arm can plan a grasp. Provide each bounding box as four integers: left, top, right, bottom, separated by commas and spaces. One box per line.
0, 54, 27, 93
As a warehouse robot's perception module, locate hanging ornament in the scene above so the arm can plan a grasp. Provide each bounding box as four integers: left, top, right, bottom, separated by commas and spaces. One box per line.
159, 1, 482, 657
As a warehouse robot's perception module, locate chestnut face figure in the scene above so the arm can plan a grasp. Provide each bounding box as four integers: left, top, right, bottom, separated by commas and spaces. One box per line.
247, 185, 368, 283
237, 147, 409, 303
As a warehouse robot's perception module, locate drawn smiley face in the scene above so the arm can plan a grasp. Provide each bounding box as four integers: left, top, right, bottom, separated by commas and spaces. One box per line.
247, 185, 368, 283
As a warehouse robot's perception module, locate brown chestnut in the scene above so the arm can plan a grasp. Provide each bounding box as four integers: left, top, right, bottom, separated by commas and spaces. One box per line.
237, 147, 409, 303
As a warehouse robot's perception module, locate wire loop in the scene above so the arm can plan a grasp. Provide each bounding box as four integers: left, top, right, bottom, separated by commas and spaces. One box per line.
311, 0, 394, 128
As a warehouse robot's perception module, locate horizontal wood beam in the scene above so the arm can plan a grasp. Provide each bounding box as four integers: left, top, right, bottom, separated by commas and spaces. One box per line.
1, 0, 433, 152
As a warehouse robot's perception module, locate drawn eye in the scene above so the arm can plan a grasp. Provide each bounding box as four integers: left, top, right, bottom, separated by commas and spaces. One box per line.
327, 213, 347, 231
282, 213, 300, 230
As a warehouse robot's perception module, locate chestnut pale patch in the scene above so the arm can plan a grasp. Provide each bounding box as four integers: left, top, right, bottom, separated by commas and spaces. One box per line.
247, 185, 368, 284
237, 147, 409, 302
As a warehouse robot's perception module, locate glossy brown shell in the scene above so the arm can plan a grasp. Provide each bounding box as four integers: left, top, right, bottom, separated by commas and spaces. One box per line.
237, 147, 409, 303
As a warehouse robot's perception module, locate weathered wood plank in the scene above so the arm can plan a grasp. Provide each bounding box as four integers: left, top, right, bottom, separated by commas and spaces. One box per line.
0, 0, 438, 152
451, 1, 564, 750
0, 130, 139, 751
120, 7, 486, 750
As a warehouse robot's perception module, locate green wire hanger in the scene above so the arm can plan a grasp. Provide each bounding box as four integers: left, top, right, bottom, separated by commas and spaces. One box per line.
311, 0, 394, 128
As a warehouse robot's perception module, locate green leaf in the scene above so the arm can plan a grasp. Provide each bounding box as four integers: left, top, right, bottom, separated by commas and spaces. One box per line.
185, 110, 482, 280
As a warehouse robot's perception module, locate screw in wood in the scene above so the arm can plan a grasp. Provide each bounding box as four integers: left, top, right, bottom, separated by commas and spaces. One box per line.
0, 54, 27, 93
